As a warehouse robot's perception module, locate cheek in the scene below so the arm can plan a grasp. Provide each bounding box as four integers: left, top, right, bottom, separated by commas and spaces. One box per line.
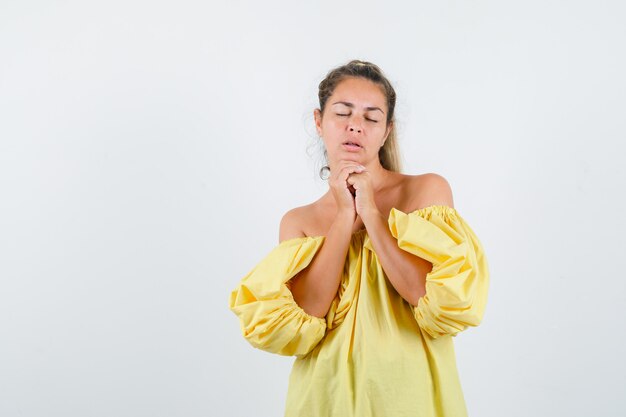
328, 118, 344, 130
320, 119, 344, 137
375, 124, 389, 136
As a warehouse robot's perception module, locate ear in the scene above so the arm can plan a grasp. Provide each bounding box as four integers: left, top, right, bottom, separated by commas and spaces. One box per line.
314, 109, 323, 136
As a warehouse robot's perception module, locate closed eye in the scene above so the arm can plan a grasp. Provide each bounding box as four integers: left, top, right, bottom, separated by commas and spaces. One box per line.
336, 113, 378, 123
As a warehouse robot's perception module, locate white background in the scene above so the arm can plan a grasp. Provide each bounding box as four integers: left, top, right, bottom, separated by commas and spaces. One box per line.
1, 1, 625, 416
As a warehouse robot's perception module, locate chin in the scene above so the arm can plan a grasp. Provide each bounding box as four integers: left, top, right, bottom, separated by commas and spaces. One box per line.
337, 155, 362, 162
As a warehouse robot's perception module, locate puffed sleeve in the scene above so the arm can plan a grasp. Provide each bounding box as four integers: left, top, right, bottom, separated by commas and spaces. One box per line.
388, 205, 490, 339
228, 236, 327, 357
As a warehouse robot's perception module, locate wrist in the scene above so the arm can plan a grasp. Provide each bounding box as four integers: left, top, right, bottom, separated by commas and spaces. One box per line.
331, 209, 356, 230
360, 208, 383, 225
336, 208, 356, 221
328, 212, 357, 239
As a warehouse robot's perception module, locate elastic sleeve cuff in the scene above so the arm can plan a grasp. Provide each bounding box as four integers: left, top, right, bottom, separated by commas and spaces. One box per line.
388, 206, 490, 339
229, 236, 328, 356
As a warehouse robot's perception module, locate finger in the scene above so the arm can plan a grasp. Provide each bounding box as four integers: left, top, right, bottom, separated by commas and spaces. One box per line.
335, 159, 365, 170
346, 174, 365, 187
338, 161, 366, 171
337, 165, 365, 181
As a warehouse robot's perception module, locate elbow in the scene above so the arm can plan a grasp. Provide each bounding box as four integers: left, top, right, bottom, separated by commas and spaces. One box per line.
401, 254, 432, 306
307, 309, 328, 319
292, 290, 330, 319
405, 268, 429, 306
289, 273, 331, 319
297, 299, 330, 319
406, 288, 426, 307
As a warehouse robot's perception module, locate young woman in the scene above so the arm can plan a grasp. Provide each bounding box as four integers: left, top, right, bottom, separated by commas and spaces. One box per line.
229, 60, 490, 417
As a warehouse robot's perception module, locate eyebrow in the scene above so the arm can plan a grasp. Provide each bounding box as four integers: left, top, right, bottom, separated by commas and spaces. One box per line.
332, 101, 385, 114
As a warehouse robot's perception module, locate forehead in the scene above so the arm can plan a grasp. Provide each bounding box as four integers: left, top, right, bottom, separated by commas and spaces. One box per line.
331, 77, 387, 109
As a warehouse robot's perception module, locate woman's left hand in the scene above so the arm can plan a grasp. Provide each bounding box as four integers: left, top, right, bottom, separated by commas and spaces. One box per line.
346, 168, 381, 223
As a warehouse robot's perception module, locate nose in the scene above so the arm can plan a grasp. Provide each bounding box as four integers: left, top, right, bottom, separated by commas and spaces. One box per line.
348, 122, 362, 134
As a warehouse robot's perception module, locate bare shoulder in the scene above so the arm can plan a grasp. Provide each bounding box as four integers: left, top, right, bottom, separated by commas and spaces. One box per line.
278, 205, 308, 243
278, 197, 329, 243
407, 172, 455, 209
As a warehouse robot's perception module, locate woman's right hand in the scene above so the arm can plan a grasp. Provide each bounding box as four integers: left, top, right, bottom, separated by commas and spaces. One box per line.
328, 160, 365, 222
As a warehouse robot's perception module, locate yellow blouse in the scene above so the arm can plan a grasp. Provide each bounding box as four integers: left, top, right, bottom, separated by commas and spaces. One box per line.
229, 205, 490, 417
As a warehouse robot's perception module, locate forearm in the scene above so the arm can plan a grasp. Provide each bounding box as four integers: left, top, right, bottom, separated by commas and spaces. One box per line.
289, 212, 354, 318
362, 210, 432, 306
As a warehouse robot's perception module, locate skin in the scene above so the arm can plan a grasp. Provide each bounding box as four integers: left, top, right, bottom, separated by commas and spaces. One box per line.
280, 76, 454, 318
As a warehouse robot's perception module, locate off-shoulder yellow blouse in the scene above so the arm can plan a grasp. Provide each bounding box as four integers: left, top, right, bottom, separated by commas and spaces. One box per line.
229, 205, 489, 417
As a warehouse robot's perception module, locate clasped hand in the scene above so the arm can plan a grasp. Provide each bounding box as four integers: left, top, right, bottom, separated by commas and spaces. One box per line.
329, 160, 381, 227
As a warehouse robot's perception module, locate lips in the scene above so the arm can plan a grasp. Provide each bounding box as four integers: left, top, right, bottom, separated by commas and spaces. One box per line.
342, 142, 362, 153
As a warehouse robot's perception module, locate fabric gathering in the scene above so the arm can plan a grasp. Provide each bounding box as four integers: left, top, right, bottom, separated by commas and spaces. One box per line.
229, 204, 490, 417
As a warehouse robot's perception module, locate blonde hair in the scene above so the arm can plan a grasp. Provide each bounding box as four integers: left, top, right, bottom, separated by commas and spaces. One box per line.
316, 59, 402, 178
